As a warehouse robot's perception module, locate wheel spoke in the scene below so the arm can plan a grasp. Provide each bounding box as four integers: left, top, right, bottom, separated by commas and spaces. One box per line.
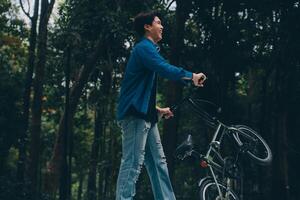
232, 125, 272, 165
199, 180, 239, 200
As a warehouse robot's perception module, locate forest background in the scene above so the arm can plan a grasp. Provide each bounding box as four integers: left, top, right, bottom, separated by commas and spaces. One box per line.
0, 0, 300, 199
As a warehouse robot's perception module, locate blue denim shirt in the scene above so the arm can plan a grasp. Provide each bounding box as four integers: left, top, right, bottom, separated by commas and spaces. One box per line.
116, 37, 193, 120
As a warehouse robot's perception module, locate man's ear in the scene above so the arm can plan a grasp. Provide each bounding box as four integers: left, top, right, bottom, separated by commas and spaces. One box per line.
144, 24, 151, 32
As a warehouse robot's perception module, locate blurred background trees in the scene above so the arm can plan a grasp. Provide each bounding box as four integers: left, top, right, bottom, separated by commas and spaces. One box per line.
0, 0, 299, 199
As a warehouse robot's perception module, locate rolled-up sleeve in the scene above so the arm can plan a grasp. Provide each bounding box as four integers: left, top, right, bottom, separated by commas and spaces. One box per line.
135, 44, 193, 81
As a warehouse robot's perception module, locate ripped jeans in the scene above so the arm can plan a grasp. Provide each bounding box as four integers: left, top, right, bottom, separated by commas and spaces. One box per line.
116, 116, 176, 200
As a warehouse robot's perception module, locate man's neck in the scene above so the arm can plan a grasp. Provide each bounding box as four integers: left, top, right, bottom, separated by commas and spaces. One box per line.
145, 35, 157, 44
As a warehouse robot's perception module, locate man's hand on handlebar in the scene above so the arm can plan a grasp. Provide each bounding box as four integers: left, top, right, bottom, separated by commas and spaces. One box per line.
192, 73, 207, 87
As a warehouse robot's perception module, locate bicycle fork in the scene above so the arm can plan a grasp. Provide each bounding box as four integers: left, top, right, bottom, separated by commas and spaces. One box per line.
209, 165, 224, 200
224, 178, 233, 200
209, 166, 233, 200
205, 123, 232, 200
206, 123, 223, 199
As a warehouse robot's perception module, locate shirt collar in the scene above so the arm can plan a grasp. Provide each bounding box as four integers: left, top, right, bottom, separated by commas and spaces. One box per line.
142, 37, 160, 52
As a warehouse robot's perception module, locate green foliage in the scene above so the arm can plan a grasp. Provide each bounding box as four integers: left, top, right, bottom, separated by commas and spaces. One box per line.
0, 0, 26, 173
0, 66, 23, 170
236, 73, 248, 96
0, 0, 10, 30
1, 0, 300, 199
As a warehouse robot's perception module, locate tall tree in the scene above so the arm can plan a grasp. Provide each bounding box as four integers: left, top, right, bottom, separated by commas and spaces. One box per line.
17, 0, 40, 193
87, 68, 112, 200
45, 37, 103, 194
44, 0, 139, 194
28, 0, 55, 198
162, 0, 192, 178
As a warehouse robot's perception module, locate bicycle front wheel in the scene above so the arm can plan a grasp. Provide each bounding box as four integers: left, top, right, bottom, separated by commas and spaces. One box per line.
199, 179, 239, 200
232, 125, 272, 165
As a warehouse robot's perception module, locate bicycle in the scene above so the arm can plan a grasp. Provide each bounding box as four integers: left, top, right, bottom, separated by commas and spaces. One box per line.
172, 95, 272, 200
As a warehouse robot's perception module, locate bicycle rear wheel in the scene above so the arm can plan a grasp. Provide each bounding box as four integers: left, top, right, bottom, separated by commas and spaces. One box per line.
232, 125, 272, 165
199, 179, 239, 200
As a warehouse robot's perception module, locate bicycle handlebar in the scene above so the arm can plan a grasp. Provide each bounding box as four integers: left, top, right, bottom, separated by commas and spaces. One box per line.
167, 94, 221, 129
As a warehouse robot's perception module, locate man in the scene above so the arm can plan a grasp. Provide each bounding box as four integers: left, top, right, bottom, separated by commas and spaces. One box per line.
116, 11, 206, 200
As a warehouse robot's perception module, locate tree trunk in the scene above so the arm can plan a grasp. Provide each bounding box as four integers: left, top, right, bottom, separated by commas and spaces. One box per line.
271, 61, 291, 200
87, 109, 102, 200
77, 172, 84, 200
99, 120, 110, 200
273, 110, 290, 200
59, 45, 72, 200
44, 38, 104, 194
162, 0, 190, 179
28, 0, 55, 199
103, 160, 111, 199
97, 122, 107, 199
100, 69, 113, 199
279, 111, 290, 200
259, 71, 272, 200
17, 0, 39, 192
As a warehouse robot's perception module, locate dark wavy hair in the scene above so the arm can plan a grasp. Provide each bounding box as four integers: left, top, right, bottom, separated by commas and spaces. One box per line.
133, 11, 160, 37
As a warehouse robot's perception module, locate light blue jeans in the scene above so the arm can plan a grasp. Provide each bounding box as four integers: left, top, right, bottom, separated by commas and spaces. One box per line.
116, 116, 176, 200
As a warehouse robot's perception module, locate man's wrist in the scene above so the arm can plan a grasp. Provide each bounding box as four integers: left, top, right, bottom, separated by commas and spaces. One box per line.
182, 72, 194, 80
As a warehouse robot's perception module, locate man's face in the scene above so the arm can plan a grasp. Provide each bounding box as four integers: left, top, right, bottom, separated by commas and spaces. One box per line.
144, 16, 163, 43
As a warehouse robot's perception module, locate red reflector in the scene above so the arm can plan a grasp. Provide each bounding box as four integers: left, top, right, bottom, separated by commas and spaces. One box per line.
200, 160, 208, 168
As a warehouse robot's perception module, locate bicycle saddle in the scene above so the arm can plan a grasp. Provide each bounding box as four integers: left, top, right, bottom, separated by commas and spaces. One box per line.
174, 134, 194, 160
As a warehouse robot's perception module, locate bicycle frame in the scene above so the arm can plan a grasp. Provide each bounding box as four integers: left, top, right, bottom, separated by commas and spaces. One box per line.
197, 121, 250, 200
202, 122, 232, 200
174, 95, 272, 200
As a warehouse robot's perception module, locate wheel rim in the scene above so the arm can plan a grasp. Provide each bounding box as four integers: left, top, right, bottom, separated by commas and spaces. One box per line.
202, 182, 237, 200
233, 125, 272, 164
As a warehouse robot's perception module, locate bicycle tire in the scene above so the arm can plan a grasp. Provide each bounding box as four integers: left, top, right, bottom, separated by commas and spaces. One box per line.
199, 179, 239, 200
232, 125, 272, 165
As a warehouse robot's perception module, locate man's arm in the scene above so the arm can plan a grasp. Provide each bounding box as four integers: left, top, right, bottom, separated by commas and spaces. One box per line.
136, 44, 192, 80
136, 44, 206, 86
